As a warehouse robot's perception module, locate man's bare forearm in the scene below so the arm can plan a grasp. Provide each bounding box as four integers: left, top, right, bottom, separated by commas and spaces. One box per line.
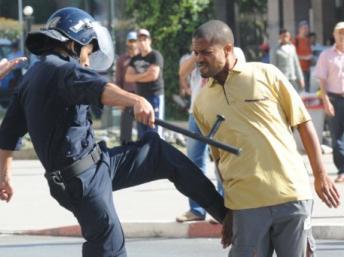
297, 121, 326, 178
179, 55, 196, 79
101, 83, 142, 107
0, 149, 13, 181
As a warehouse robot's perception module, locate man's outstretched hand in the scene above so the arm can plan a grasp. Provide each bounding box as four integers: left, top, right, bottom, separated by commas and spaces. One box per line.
221, 209, 233, 248
0, 57, 27, 79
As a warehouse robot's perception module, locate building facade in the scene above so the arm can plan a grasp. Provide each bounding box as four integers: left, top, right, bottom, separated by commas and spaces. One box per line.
268, 0, 344, 48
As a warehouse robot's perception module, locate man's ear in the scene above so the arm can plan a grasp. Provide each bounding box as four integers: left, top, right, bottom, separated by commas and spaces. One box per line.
223, 44, 232, 57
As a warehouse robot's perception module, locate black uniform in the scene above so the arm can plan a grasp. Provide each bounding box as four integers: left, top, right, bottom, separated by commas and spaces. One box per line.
0, 53, 226, 257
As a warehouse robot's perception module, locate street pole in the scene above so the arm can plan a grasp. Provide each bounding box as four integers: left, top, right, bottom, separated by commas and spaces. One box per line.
101, 0, 117, 129
18, 0, 24, 55
108, 0, 116, 45
23, 6, 34, 62
267, 0, 279, 60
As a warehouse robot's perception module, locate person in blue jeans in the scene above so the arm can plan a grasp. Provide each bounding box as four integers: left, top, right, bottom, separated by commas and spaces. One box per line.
125, 28, 164, 139
177, 113, 224, 222
177, 48, 245, 222
176, 52, 225, 222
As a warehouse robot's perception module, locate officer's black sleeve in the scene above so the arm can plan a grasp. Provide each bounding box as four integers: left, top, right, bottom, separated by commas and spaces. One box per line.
61, 63, 109, 107
0, 91, 27, 150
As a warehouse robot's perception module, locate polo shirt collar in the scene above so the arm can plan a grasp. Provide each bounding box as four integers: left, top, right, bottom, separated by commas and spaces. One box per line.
333, 45, 344, 55
209, 59, 244, 87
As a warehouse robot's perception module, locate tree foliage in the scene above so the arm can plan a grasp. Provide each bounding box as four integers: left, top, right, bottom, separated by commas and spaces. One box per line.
126, 0, 214, 119
0, 18, 20, 40
239, 0, 267, 13
237, 0, 267, 61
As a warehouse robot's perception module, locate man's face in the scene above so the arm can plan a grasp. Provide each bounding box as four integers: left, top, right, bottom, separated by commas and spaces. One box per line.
334, 28, 344, 45
299, 25, 309, 36
279, 32, 291, 44
192, 37, 228, 78
127, 39, 138, 51
79, 43, 94, 68
138, 35, 151, 52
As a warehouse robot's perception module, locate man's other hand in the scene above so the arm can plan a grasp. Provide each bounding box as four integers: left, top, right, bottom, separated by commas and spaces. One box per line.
221, 210, 233, 248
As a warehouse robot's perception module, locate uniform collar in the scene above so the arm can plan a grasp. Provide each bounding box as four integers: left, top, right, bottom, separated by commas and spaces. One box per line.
48, 51, 72, 62
209, 59, 245, 87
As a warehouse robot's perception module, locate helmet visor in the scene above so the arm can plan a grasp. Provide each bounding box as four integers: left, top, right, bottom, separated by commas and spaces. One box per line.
89, 23, 114, 71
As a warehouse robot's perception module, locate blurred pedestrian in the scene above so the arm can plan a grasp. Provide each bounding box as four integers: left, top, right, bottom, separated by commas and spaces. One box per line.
259, 42, 270, 63
294, 20, 312, 92
114, 31, 139, 145
125, 29, 164, 138
314, 21, 344, 183
272, 28, 304, 93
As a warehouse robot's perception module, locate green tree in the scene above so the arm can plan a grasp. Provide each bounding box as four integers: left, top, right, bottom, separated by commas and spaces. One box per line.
238, 0, 267, 61
0, 17, 20, 40
126, 0, 214, 120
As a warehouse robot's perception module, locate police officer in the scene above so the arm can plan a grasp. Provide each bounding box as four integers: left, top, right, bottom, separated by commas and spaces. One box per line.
0, 8, 227, 257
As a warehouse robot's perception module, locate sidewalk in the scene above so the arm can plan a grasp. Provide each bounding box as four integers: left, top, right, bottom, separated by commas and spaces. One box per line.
0, 153, 343, 239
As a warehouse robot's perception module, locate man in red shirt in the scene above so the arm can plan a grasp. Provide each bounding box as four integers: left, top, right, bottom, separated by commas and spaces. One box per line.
294, 20, 312, 92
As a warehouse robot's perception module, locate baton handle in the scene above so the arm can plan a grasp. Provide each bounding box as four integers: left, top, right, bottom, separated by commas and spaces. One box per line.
155, 118, 241, 155
207, 114, 225, 138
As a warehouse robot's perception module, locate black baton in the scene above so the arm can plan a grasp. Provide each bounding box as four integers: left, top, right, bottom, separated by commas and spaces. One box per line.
154, 118, 241, 155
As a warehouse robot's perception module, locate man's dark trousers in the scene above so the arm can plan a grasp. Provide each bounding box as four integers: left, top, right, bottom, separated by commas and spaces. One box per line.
329, 95, 344, 175
46, 132, 226, 257
120, 106, 134, 145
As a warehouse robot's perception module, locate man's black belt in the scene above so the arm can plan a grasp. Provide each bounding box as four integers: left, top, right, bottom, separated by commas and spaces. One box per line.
59, 144, 102, 181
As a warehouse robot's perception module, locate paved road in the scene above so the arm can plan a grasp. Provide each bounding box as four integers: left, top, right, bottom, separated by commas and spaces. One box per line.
0, 235, 343, 257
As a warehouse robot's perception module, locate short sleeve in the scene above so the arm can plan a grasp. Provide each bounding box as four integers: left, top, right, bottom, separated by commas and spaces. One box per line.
271, 65, 311, 127
179, 54, 191, 65
0, 90, 27, 150
313, 51, 328, 80
60, 63, 108, 106
150, 51, 164, 69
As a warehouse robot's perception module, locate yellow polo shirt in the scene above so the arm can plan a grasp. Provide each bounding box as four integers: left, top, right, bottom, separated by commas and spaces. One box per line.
193, 62, 313, 210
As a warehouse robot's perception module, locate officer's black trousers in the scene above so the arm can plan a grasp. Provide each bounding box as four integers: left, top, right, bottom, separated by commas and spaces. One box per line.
46, 132, 227, 257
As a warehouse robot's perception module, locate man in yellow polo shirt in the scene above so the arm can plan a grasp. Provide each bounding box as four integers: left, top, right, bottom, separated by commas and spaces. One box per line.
192, 20, 340, 257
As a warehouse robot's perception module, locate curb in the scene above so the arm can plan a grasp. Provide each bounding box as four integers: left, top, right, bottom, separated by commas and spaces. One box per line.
9, 222, 344, 240
312, 225, 344, 240
17, 221, 221, 238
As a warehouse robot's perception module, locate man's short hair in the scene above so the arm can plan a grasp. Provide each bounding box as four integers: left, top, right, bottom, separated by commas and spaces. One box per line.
298, 20, 309, 28
279, 28, 288, 35
138, 29, 151, 38
193, 20, 234, 46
